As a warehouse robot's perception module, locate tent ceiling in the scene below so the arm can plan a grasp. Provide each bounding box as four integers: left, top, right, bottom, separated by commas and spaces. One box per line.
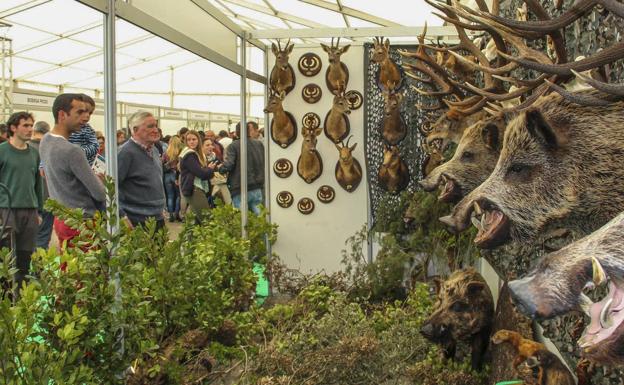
0, 0, 447, 115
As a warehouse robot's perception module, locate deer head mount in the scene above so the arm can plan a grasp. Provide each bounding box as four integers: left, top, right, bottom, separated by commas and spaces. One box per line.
381, 90, 406, 145
334, 136, 362, 193
372, 36, 403, 92
297, 126, 323, 184
264, 90, 297, 148
420, 141, 445, 178
321, 37, 350, 94
270, 39, 296, 95
324, 90, 351, 143
378, 145, 410, 193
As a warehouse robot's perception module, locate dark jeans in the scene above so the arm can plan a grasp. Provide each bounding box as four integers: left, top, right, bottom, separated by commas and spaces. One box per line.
126, 213, 165, 233
164, 172, 180, 215
0, 208, 38, 290
35, 209, 54, 249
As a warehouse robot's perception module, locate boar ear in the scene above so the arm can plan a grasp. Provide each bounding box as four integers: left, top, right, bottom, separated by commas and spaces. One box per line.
466, 281, 486, 296
525, 109, 558, 149
481, 123, 500, 152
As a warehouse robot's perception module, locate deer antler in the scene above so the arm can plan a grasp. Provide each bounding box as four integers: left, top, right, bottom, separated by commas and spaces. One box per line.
571, 69, 624, 96
545, 80, 623, 106
469, 0, 596, 35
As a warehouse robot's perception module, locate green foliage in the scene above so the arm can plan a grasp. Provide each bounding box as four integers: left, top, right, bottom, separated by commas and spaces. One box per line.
243, 282, 446, 385
0, 177, 275, 385
342, 190, 480, 302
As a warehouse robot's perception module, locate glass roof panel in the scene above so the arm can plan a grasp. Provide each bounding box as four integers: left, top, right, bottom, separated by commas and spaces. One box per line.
70, 24, 104, 47
340, 0, 443, 27
117, 36, 178, 60
28, 66, 93, 85
19, 38, 101, 63
12, 56, 55, 79
0, 1, 33, 13
269, 0, 346, 27
4, 0, 101, 35
116, 19, 151, 45
173, 61, 240, 93
218, 3, 285, 28
0, 23, 52, 52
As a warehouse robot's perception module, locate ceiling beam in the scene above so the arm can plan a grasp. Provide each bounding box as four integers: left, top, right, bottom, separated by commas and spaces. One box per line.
249, 25, 460, 39
298, 0, 402, 27
14, 21, 102, 55
0, 0, 51, 19
335, 0, 350, 28
220, 0, 326, 29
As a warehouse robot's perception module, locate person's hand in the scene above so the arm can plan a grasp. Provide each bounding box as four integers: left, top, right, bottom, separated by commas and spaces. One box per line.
96, 172, 106, 182
208, 161, 217, 170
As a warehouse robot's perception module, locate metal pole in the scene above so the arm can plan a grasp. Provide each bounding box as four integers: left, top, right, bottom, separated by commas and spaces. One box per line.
239, 34, 248, 238
263, 44, 272, 295
103, 0, 123, 358
169, 66, 174, 108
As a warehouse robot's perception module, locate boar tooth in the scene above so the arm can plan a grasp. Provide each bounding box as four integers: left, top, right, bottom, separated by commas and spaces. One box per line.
473, 201, 483, 216
592, 256, 608, 287
579, 293, 594, 316
600, 297, 614, 329
471, 216, 484, 231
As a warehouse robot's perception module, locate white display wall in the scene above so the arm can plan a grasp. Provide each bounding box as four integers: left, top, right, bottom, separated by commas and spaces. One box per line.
268, 45, 369, 273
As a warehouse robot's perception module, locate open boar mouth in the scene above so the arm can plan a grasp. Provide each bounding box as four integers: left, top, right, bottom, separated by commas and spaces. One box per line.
579, 281, 624, 356
471, 200, 510, 248
438, 175, 461, 203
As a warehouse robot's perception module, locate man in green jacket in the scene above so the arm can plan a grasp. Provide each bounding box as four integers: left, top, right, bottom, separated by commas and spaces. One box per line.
0, 111, 43, 291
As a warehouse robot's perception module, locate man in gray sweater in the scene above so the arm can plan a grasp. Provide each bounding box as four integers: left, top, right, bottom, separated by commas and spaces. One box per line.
117, 111, 166, 230
40, 93, 106, 246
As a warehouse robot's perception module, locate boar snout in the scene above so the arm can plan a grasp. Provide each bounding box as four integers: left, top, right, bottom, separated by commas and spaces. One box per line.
439, 199, 474, 234
420, 322, 435, 339
419, 174, 440, 192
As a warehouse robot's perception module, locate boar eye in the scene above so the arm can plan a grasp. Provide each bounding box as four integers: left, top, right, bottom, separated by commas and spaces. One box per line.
460, 151, 474, 161
451, 301, 469, 312
507, 163, 532, 177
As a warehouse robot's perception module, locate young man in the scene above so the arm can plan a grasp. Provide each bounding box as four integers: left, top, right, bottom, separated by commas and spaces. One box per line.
219, 121, 265, 215
28, 121, 54, 249
117, 111, 166, 230
0, 111, 43, 289
39, 94, 106, 246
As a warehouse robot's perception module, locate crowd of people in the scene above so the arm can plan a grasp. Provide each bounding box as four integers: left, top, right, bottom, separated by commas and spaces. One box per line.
0, 92, 265, 293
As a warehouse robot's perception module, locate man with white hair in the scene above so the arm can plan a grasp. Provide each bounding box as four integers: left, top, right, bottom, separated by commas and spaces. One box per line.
117, 111, 166, 230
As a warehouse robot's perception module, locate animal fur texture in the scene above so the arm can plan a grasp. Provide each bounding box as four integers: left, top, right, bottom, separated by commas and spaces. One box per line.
372, 37, 402, 92
491, 329, 546, 369
378, 145, 409, 193
381, 90, 406, 145
334, 138, 362, 192
421, 268, 494, 370
324, 92, 351, 143
526, 350, 576, 385
297, 126, 323, 184
509, 210, 624, 366
440, 90, 624, 248
270, 42, 295, 94
264, 91, 296, 148
420, 115, 507, 204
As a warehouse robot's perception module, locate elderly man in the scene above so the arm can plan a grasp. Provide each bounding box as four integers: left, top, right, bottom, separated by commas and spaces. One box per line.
118, 111, 166, 230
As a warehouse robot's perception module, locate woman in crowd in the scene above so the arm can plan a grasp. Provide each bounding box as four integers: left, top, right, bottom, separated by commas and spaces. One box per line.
203, 138, 231, 205
179, 130, 217, 220
163, 136, 184, 222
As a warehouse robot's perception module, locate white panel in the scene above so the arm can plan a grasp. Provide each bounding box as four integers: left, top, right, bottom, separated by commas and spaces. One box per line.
5, 0, 101, 35
130, 0, 237, 62
269, 45, 367, 273
160, 119, 186, 136
340, 0, 444, 27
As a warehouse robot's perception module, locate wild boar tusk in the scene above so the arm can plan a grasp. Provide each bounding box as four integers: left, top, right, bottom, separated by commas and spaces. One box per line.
473, 201, 483, 216
592, 256, 608, 287
600, 297, 613, 329
579, 293, 594, 316
472, 216, 484, 231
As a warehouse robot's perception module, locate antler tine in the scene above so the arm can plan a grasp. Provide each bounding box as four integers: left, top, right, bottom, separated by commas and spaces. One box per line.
571, 69, 624, 96
498, 42, 624, 76
445, 50, 518, 75
432, 0, 496, 90
277, 39, 281, 51
444, 95, 482, 107
337, 37, 341, 47
545, 79, 623, 106
522, 0, 567, 63
403, 62, 462, 97
408, 81, 451, 97
453, 97, 488, 115
454, 74, 548, 101
331, 37, 334, 48
286, 38, 291, 49
492, 74, 548, 87
346, 135, 353, 147
597, 0, 624, 18
469, 0, 596, 35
